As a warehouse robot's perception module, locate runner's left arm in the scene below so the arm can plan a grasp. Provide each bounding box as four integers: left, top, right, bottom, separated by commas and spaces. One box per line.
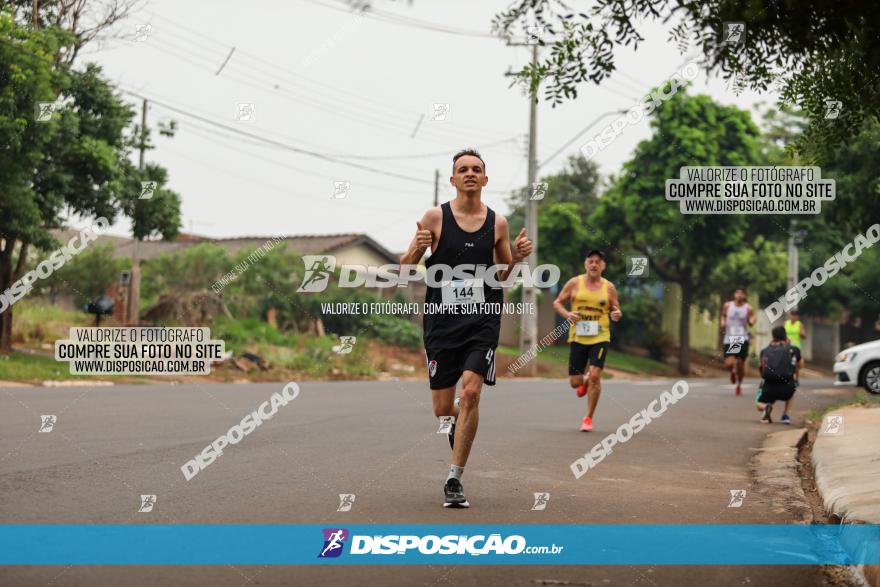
493, 215, 532, 282
747, 304, 756, 326
608, 282, 622, 321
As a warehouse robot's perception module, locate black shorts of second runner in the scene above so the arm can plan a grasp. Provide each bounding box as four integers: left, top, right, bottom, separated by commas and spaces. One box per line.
426, 345, 497, 390
756, 381, 796, 404
724, 340, 750, 359
568, 341, 610, 375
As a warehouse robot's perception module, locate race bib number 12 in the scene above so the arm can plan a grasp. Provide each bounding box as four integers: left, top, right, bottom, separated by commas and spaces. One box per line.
576, 321, 599, 337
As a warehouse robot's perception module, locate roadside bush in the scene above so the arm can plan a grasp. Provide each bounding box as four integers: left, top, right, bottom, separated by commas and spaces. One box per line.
31, 244, 128, 307
212, 316, 298, 351
612, 285, 668, 360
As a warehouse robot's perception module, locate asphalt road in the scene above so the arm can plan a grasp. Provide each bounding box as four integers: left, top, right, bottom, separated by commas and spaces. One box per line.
0, 376, 860, 586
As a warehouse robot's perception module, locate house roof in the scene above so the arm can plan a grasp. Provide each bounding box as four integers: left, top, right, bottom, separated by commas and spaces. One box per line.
49, 230, 399, 264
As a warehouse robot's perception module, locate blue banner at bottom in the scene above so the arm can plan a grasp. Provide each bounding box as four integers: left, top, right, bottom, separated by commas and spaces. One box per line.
1, 525, 878, 565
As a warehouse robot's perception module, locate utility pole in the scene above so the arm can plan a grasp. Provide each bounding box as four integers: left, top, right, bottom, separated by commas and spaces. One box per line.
787, 219, 798, 294
787, 219, 806, 311
433, 169, 439, 207
518, 44, 539, 375
128, 98, 147, 326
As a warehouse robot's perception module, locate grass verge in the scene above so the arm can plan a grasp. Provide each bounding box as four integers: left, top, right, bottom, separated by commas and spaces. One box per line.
497, 344, 674, 376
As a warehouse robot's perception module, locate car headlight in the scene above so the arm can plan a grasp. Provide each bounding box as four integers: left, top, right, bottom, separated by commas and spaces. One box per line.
837, 351, 857, 362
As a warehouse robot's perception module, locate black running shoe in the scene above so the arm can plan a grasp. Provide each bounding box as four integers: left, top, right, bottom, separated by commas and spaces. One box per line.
448, 421, 455, 450
761, 404, 773, 424
443, 478, 469, 508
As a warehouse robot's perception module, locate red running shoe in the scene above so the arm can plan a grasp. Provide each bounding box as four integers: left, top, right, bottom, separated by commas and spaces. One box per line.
575, 384, 587, 398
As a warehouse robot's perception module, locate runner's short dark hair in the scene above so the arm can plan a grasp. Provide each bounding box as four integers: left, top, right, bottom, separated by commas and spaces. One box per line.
452, 148, 485, 170
735, 286, 747, 293
772, 326, 787, 341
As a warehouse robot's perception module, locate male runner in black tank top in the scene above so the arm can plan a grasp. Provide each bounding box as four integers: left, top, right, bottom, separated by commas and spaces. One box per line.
400, 149, 533, 508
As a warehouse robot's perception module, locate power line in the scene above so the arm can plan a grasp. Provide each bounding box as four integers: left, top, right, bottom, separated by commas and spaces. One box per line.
147, 11, 514, 143
539, 109, 627, 169
139, 38, 476, 146
331, 136, 522, 160
299, 0, 498, 38
121, 89, 433, 185
126, 88, 519, 196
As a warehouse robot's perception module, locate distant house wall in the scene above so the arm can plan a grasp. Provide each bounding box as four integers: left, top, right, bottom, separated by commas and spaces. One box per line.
660, 281, 842, 363
499, 289, 560, 349
332, 243, 393, 267
660, 282, 720, 354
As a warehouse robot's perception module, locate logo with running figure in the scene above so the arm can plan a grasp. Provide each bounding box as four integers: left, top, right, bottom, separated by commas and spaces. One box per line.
436, 416, 454, 434
36, 101, 58, 122
332, 336, 356, 354
318, 528, 349, 558
531, 492, 550, 511
722, 22, 745, 44
332, 181, 351, 199
337, 494, 356, 512
628, 256, 649, 277
530, 182, 547, 201
138, 494, 157, 513
298, 255, 337, 292
824, 100, 842, 120
727, 335, 745, 355
727, 489, 746, 508
38, 415, 57, 433
822, 415, 844, 435
140, 181, 157, 200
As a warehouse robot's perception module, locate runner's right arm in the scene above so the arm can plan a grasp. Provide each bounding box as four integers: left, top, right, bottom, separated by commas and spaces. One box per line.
400, 207, 440, 265
719, 302, 729, 331
553, 278, 580, 324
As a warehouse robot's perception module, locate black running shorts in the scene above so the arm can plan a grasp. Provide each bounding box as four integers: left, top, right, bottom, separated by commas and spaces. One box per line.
568, 341, 610, 375
756, 382, 796, 404
425, 345, 497, 390
724, 340, 750, 359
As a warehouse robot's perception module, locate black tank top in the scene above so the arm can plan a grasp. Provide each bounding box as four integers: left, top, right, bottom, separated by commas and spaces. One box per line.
423, 202, 503, 350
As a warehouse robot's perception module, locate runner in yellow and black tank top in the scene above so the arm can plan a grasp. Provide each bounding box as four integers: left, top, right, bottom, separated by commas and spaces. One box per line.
553, 249, 623, 432
566, 276, 612, 345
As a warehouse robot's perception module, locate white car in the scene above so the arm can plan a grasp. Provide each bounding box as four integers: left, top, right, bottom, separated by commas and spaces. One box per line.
834, 339, 880, 394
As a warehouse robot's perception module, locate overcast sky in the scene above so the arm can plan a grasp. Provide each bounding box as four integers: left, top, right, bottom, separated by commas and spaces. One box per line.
84, 0, 776, 253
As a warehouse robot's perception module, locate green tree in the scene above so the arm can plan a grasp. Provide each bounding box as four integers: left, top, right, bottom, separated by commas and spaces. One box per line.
492, 0, 879, 161
819, 119, 880, 236
0, 12, 180, 351
534, 202, 591, 279
506, 154, 601, 230
33, 243, 127, 307
225, 244, 300, 318
141, 243, 230, 304
506, 154, 600, 279
590, 86, 765, 373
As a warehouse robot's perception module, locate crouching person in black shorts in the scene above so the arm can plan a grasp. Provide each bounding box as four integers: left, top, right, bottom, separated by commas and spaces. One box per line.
400, 149, 533, 508
756, 326, 803, 424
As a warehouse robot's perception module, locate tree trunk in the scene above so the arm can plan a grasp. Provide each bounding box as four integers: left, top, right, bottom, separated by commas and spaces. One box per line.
0, 243, 14, 354
0, 240, 28, 354
678, 281, 692, 374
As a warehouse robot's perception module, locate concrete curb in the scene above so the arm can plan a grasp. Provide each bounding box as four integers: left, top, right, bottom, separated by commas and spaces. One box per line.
812, 407, 880, 587
41, 380, 114, 387
750, 427, 812, 524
